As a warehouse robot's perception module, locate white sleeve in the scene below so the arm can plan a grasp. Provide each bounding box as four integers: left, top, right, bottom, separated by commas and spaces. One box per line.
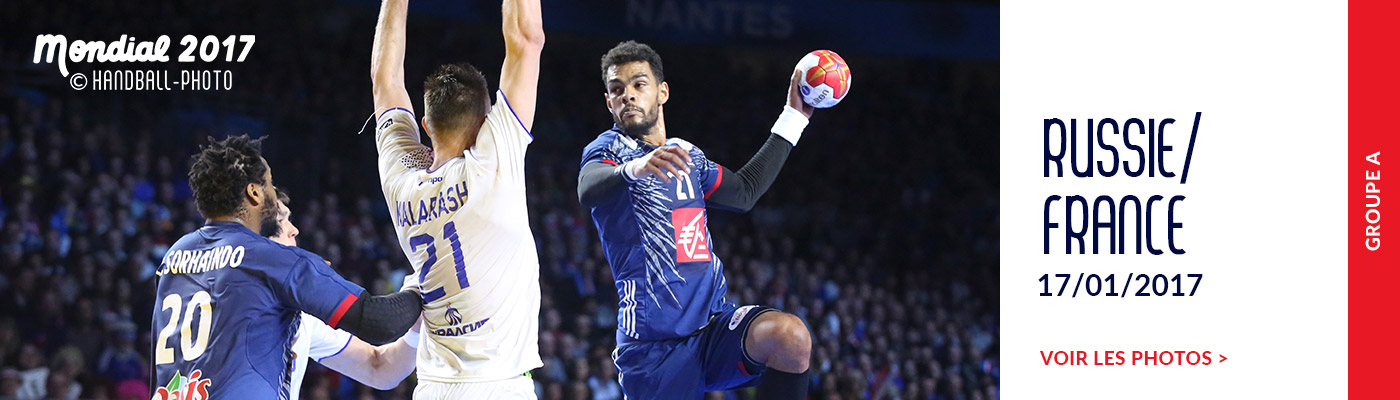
376, 108, 433, 188
471, 90, 533, 180
399, 269, 419, 293
301, 312, 354, 361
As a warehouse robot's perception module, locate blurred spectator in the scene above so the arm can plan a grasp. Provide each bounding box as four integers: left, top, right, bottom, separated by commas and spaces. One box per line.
1, 369, 21, 398
16, 344, 47, 399
587, 357, 621, 400
96, 323, 143, 390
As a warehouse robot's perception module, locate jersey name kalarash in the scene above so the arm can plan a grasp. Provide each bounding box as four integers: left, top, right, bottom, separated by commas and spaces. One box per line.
581, 128, 733, 344
375, 90, 542, 382
151, 222, 364, 399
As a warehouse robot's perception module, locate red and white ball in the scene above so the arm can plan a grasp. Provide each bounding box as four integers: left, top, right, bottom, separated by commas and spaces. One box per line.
795, 50, 852, 109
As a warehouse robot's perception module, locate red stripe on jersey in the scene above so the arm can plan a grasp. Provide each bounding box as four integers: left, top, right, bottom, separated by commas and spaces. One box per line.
326, 293, 359, 329
737, 361, 751, 376
705, 166, 724, 199
599, 159, 619, 166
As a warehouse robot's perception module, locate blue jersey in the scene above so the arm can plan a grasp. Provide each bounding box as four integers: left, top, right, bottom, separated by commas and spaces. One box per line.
150, 221, 365, 400
581, 128, 733, 344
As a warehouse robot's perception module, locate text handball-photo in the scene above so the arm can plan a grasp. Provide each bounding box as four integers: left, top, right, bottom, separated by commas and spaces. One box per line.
0, 0, 997, 399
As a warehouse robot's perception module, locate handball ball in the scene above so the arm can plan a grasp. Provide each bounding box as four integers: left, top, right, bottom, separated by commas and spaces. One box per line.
795, 50, 851, 109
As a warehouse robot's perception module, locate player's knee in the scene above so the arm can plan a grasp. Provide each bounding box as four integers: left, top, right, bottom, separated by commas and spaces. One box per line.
765, 312, 811, 369
780, 314, 812, 357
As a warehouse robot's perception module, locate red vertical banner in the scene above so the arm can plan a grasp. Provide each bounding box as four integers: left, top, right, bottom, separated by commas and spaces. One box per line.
1351, 0, 1400, 397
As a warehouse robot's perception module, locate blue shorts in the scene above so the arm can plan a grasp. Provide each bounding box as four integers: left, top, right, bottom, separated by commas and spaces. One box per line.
612, 305, 777, 400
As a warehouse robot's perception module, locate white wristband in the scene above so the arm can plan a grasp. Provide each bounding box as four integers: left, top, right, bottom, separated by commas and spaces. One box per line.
403, 327, 421, 349
619, 160, 642, 182
770, 105, 809, 146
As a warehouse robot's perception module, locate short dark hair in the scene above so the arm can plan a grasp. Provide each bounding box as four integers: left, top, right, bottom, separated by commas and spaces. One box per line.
188, 135, 268, 219
260, 188, 290, 238
600, 41, 664, 84
423, 63, 490, 135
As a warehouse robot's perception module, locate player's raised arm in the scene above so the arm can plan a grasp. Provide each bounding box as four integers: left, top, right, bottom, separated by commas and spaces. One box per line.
497, 0, 545, 131
705, 69, 814, 212
370, 0, 432, 189
371, 0, 413, 114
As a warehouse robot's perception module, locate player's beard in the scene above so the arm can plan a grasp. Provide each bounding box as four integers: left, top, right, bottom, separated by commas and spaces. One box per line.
614, 102, 659, 138
258, 207, 280, 238
257, 190, 279, 232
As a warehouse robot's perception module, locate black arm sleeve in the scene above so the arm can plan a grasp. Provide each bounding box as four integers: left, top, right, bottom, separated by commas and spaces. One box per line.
578, 161, 629, 207
333, 290, 420, 345
706, 133, 794, 212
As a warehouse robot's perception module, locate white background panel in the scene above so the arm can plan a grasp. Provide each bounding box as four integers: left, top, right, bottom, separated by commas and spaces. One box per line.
1001, 1, 1347, 398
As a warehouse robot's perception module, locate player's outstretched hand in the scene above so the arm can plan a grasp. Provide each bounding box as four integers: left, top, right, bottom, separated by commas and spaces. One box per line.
628, 145, 692, 183
787, 68, 815, 119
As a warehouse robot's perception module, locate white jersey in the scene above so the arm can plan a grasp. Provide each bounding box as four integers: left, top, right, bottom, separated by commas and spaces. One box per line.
289, 313, 353, 400
374, 90, 542, 383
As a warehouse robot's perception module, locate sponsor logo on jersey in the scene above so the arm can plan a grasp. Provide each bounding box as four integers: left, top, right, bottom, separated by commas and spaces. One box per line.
433, 306, 491, 337
446, 307, 463, 325
729, 305, 757, 330
151, 369, 212, 400
433, 317, 490, 337
673, 208, 710, 263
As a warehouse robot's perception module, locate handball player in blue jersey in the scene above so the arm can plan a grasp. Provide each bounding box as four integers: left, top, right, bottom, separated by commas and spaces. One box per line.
150, 135, 421, 399
577, 41, 816, 400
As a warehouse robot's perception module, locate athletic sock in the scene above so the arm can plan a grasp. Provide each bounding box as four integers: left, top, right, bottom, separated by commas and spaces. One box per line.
756, 369, 809, 400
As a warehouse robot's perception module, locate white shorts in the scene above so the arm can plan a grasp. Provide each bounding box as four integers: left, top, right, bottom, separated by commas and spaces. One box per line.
413, 375, 536, 400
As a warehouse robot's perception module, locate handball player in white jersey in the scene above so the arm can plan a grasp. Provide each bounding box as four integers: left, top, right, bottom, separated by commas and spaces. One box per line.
367, 0, 545, 398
